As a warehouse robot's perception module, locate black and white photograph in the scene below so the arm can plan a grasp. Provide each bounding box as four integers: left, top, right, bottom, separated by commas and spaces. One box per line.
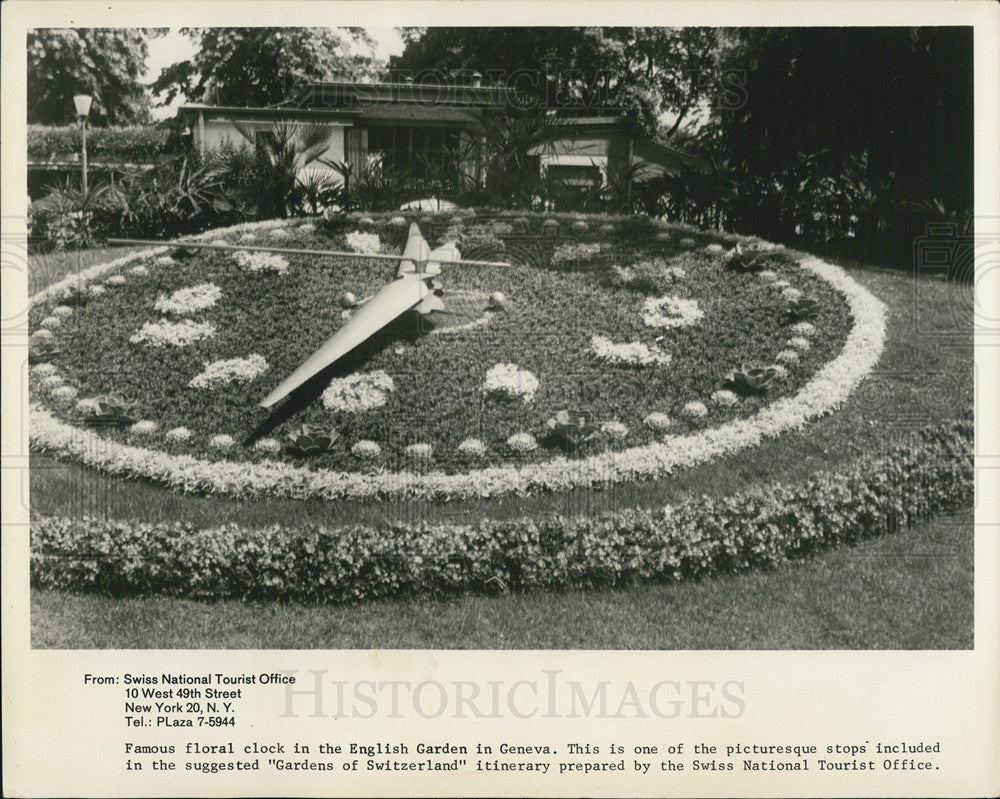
3, 2, 998, 797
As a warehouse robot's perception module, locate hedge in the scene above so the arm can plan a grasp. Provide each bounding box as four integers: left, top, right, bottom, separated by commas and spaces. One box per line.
30, 418, 973, 604
27, 125, 169, 163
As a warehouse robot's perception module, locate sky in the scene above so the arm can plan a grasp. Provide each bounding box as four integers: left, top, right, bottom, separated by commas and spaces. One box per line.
146, 28, 406, 119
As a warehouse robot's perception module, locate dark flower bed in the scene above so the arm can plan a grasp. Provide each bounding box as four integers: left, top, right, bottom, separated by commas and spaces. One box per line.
29, 212, 851, 474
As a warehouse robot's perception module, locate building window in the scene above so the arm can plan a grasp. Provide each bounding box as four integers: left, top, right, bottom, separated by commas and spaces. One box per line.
367, 126, 462, 180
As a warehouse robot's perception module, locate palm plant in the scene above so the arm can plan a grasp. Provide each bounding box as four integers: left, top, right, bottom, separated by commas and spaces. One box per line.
212, 122, 338, 219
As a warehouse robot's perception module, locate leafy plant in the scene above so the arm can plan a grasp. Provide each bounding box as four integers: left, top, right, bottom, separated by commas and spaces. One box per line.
28, 333, 61, 363
786, 297, 821, 321
546, 409, 601, 450
75, 394, 139, 428
32, 179, 112, 249
725, 242, 772, 272
724, 364, 778, 395
286, 424, 340, 456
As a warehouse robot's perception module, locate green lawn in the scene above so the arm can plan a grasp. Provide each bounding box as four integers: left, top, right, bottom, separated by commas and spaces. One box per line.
31, 509, 973, 649
28, 243, 974, 649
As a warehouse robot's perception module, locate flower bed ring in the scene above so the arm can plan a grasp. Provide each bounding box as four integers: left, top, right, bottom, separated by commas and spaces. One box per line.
30, 219, 887, 503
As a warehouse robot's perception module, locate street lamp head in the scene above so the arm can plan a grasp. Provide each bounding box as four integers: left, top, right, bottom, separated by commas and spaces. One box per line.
73, 94, 93, 117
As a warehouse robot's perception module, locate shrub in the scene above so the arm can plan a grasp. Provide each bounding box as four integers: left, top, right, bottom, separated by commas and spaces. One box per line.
27, 125, 170, 163
30, 420, 972, 603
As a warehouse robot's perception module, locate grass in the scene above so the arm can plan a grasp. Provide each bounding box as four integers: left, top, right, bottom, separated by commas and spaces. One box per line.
31, 508, 973, 649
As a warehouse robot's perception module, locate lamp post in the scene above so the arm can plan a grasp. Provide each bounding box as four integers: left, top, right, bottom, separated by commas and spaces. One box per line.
73, 94, 93, 194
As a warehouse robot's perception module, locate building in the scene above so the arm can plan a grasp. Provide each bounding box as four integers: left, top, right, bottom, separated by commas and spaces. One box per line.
177, 78, 703, 208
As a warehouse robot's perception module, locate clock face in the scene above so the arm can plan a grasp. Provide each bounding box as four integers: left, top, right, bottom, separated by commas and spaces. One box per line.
29, 213, 853, 496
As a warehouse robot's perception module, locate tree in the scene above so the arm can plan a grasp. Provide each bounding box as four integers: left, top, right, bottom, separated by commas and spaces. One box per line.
390, 27, 726, 138
27, 28, 164, 125
152, 28, 384, 107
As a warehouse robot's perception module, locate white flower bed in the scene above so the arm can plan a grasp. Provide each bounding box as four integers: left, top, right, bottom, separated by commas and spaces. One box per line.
642, 295, 704, 329
792, 321, 817, 336
788, 336, 812, 351
154, 283, 222, 315
590, 335, 671, 367
345, 231, 381, 255
321, 371, 394, 413
234, 250, 289, 274
210, 434, 235, 450
188, 354, 269, 389
483, 363, 538, 402
28, 227, 888, 502
106, 274, 127, 286
52, 305, 74, 317
130, 320, 215, 347
254, 437, 281, 454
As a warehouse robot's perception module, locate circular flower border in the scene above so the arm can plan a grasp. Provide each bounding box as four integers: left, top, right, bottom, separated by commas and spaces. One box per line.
28, 217, 886, 502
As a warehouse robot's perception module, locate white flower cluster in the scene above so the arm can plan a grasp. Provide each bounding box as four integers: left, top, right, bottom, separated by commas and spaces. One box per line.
551, 242, 602, 265
254, 437, 281, 454
507, 432, 538, 453
590, 335, 671, 367
210, 434, 235, 450
644, 412, 672, 431
483, 363, 539, 402
166, 426, 192, 442
321, 370, 395, 413
642, 295, 704, 329
29, 229, 887, 503
682, 401, 709, 419
32, 363, 58, 378
457, 438, 488, 458
130, 320, 215, 347
345, 231, 382, 255
130, 420, 158, 436
711, 389, 739, 407
352, 440, 381, 459
389, 216, 408, 227
188, 354, 269, 389
269, 228, 291, 241
107, 274, 127, 286
792, 321, 816, 336
154, 283, 222, 316
234, 250, 289, 274
52, 305, 74, 317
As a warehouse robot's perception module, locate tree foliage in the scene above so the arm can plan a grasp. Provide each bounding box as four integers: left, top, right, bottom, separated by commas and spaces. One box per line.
152, 28, 385, 107
391, 27, 724, 138
27, 28, 164, 124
